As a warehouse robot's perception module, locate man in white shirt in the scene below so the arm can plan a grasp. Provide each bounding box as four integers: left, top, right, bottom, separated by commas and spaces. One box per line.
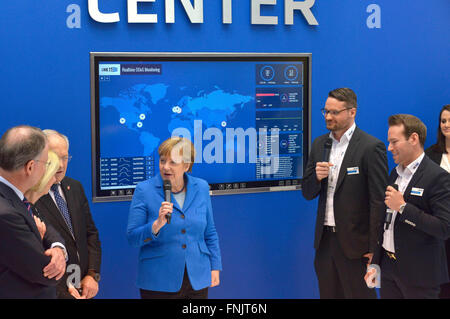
302, 88, 388, 298
368, 114, 450, 298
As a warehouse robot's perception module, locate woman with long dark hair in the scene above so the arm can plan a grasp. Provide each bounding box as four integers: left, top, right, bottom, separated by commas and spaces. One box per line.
426, 104, 450, 298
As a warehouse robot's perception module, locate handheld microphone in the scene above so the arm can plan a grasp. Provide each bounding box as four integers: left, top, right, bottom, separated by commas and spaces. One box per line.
163, 180, 172, 224
384, 184, 399, 230
323, 138, 333, 162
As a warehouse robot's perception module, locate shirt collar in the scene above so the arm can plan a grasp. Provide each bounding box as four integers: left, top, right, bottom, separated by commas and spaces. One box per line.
50, 183, 62, 191
395, 152, 425, 178
329, 122, 356, 144
0, 175, 25, 200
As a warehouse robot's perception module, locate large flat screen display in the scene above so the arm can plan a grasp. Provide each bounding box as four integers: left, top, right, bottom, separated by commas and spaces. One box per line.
91, 52, 311, 202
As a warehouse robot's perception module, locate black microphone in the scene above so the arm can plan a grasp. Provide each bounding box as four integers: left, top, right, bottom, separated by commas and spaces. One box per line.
163, 180, 172, 224
323, 138, 332, 162
384, 184, 399, 230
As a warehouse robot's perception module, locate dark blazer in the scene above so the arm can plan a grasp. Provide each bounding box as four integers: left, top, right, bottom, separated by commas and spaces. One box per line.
34, 177, 101, 299
302, 126, 388, 259
373, 155, 450, 287
0, 181, 64, 298
425, 145, 444, 165
425, 145, 450, 292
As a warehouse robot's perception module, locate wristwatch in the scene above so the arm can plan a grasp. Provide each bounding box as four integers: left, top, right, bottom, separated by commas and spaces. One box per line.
398, 203, 407, 214
87, 270, 101, 282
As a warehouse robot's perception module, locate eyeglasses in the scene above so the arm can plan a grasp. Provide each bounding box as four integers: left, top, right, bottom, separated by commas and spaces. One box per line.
61, 155, 73, 162
321, 108, 353, 117
35, 159, 51, 168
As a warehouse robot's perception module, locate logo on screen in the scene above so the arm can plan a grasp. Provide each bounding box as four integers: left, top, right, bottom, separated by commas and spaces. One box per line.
99, 64, 121, 76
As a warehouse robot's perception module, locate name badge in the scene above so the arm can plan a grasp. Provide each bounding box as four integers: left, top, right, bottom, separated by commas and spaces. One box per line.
347, 167, 360, 175
411, 187, 424, 196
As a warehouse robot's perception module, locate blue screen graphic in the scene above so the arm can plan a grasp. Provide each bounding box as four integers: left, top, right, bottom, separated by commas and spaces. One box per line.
94, 56, 309, 199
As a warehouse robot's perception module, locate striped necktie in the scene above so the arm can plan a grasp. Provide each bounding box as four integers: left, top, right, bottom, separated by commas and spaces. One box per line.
22, 198, 33, 217
51, 184, 74, 235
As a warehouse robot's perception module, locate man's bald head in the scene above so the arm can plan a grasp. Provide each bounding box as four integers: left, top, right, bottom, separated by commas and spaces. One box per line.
0, 125, 47, 171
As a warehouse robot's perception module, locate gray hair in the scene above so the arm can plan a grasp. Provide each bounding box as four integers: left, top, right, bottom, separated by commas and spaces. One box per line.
0, 125, 47, 171
42, 129, 70, 149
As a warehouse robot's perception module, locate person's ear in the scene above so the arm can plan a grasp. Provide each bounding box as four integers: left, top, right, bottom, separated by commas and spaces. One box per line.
24, 160, 34, 177
408, 132, 420, 146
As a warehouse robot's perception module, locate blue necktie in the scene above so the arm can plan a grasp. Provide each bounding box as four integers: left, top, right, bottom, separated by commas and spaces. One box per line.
22, 198, 33, 217
51, 184, 74, 235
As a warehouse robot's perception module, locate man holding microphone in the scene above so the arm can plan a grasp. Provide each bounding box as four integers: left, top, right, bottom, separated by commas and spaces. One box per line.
367, 114, 450, 298
302, 88, 388, 299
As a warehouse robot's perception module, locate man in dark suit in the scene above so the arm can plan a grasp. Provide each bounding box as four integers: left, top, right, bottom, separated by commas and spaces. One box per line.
302, 88, 388, 298
34, 130, 101, 299
368, 114, 450, 298
0, 125, 67, 298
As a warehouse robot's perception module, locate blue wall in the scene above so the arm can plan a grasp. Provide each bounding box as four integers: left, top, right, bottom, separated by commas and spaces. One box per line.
0, 1, 448, 298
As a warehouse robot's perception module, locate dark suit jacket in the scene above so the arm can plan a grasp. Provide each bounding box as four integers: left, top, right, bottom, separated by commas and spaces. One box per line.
0, 181, 65, 298
34, 177, 101, 299
425, 145, 445, 165
302, 127, 388, 259
425, 146, 450, 286
373, 155, 450, 287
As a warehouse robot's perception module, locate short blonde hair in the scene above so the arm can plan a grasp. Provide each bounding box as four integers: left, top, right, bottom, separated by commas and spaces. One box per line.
158, 137, 196, 172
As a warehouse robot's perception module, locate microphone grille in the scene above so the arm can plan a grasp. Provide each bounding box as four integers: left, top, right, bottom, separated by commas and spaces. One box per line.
163, 179, 171, 190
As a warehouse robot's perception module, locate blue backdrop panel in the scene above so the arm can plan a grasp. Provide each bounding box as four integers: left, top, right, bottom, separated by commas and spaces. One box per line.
0, 1, 448, 298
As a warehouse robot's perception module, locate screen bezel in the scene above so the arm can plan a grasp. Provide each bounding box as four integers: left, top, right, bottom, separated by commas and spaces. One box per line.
90, 52, 311, 202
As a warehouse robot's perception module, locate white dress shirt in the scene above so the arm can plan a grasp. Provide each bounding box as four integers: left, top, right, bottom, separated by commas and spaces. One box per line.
440, 153, 450, 173
382, 152, 425, 253
324, 122, 356, 226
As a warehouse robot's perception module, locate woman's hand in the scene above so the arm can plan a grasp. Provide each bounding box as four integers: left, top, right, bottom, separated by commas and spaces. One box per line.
210, 270, 220, 287
33, 216, 46, 240
152, 201, 173, 234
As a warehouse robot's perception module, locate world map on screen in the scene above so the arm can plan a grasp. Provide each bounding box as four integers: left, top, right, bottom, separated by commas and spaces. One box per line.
100, 82, 254, 158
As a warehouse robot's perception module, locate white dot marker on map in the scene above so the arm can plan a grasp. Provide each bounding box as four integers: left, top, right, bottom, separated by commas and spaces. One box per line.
137, 122, 143, 128
120, 118, 126, 124
221, 121, 227, 127
139, 114, 146, 120
172, 106, 182, 114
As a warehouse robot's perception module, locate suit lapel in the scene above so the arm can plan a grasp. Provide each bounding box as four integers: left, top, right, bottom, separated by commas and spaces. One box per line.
0, 182, 41, 241
402, 157, 427, 202
335, 127, 361, 193
389, 169, 399, 185
181, 174, 198, 213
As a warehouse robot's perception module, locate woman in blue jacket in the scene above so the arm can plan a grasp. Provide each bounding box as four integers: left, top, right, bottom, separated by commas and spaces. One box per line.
127, 137, 222, 299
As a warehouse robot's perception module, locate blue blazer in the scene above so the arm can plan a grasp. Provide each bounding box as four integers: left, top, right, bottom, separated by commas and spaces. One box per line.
127, 173, 222, 292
